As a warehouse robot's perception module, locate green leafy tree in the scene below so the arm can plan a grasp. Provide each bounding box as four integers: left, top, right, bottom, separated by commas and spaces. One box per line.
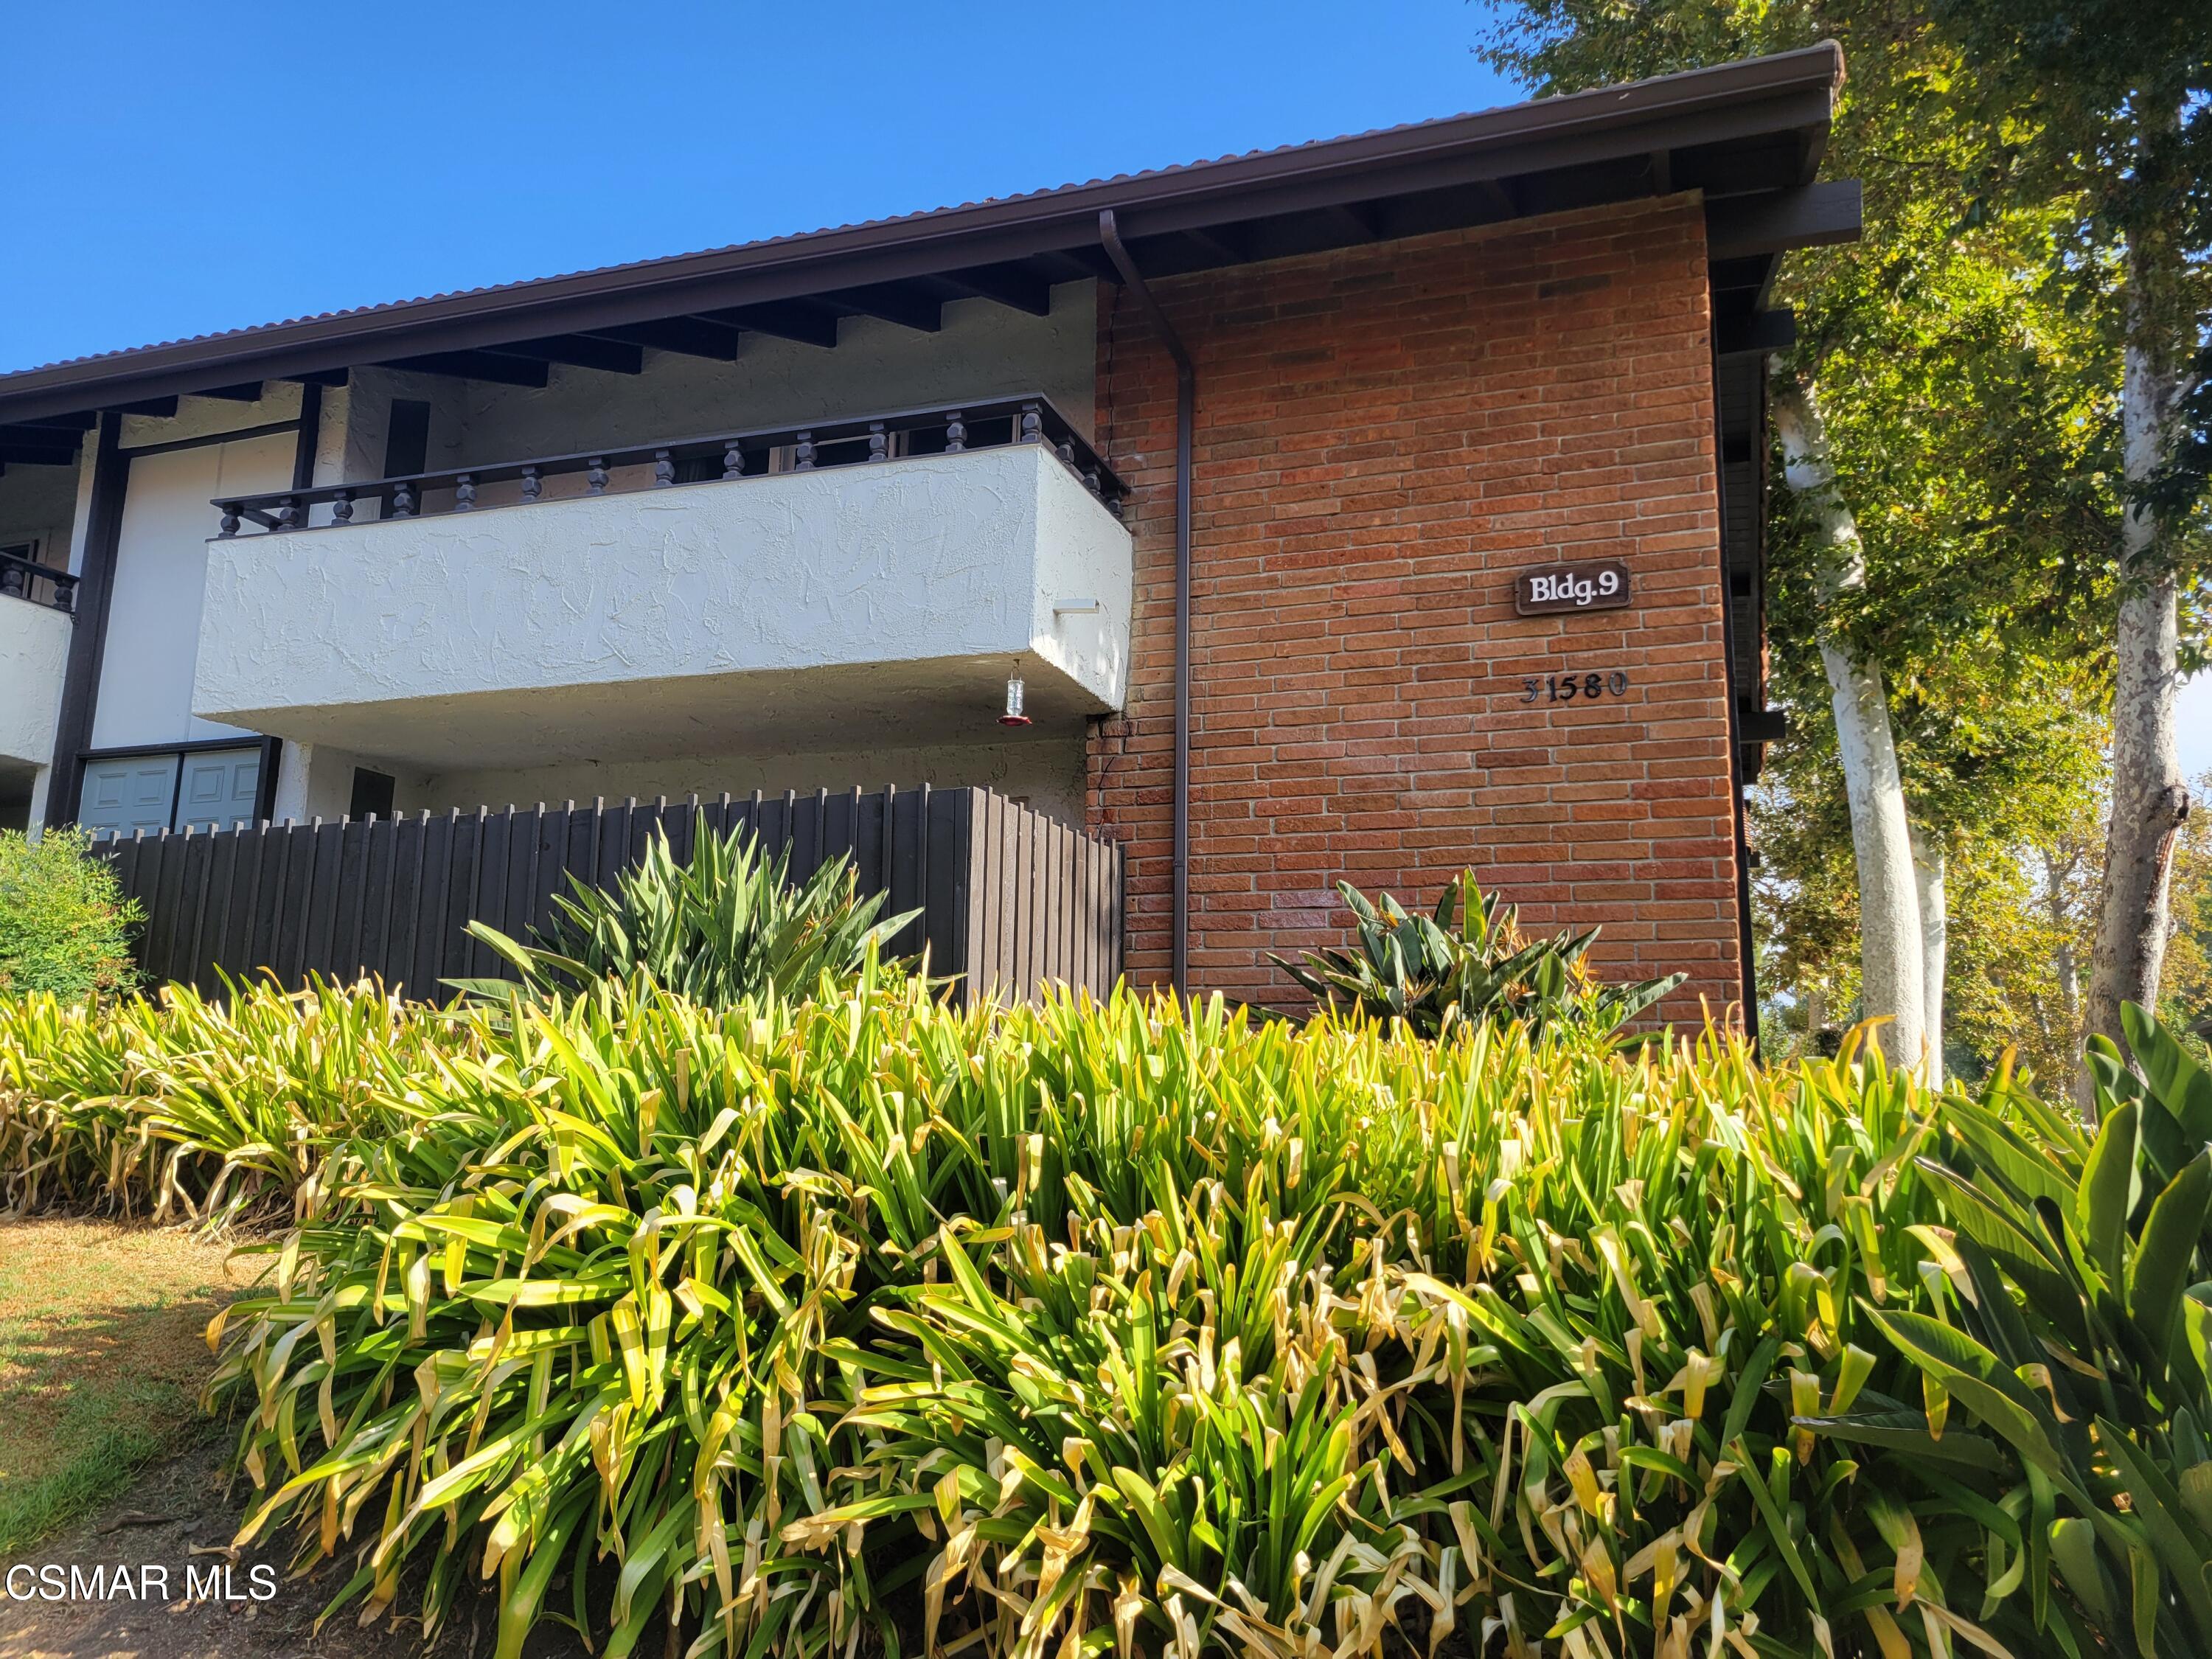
0, 828, 142, 1001
1914, 0, 2212, 1058
1481, 2, 2119, 1082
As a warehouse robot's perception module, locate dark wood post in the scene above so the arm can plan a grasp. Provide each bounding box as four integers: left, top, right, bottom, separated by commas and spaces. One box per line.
45, 414, 128, 829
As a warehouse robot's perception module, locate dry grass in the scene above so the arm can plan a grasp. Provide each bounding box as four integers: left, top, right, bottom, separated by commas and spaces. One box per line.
0, 1218, 243, 1555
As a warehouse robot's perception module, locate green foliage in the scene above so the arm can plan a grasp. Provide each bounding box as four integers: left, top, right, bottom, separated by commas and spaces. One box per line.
0, 978, 440, 1223
1817, 1003, 2212, 1656
1273, 869, 1685, 1039
2, 973, 2026, 1657
0, 827, 142, 1002
454, 815, 917, 1006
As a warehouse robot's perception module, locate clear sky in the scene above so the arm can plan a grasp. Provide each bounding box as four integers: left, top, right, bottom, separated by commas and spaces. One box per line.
9, 3, 2202, 772
1, 1, 1517, 374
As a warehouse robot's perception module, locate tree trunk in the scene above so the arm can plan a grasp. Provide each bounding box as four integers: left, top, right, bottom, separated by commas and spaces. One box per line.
2087, 249, 2196, 1062
1771, 371, 1928, 1079
2045, 846, 2082, 1103
1910, 822, 1947, 1088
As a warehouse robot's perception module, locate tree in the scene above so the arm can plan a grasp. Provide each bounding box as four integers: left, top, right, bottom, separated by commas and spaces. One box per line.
1481, 1, 2118, 1080
1915, 0, 2212, 1055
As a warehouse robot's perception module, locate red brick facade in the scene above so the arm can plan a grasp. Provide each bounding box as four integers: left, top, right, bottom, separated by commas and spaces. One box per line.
1085, 195, 1745, 1021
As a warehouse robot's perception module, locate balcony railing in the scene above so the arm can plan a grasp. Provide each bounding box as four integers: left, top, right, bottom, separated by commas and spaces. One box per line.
0, 549, 77, 614
212, 394, 1127, 536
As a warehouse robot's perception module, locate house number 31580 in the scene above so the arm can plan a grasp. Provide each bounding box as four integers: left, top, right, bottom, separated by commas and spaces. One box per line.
1523, 671, 1630, 703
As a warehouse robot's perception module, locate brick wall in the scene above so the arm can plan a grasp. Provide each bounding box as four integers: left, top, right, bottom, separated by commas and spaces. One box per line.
1086, 195, 1745, 1021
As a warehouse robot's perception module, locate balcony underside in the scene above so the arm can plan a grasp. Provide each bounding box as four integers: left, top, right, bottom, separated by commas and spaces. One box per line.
208, 651, 1105, 773
193, 444, 1131, 775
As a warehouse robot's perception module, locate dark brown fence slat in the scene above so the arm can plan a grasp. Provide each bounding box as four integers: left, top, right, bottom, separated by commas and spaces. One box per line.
100, 787, 1120, 1005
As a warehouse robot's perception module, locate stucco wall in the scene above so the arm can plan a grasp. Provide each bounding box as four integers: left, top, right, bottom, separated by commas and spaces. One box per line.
92, 430, 293, 750
196, 445, 1132, 750
0, 595, 70, 770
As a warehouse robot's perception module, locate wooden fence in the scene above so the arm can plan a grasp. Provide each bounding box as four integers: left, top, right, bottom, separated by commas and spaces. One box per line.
98, 786, 1122, 1004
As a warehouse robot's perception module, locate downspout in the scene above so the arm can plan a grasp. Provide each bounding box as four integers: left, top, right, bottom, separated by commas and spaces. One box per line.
1099, 209, 1194, 992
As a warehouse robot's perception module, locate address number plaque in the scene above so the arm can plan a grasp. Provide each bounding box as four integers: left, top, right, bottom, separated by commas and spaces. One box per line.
1514, 559, 1632, 616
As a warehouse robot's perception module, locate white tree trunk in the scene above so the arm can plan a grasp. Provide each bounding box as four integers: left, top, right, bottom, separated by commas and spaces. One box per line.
2042, 844, 2084, 1103
1910, 822, 1947, 1088
1771, 372, 1928, 1079
2087, 255, 2196, 1062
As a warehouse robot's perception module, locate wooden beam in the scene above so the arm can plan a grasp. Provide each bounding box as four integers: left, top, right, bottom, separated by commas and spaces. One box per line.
10, 411, 97, 431
0, 423, 86, 449
1716, 308, 1797, 355
820, 285, 942, 333
1705, 182, 1861, 259
379, 351, 552, 388
480, 335, 645, 375
0, 442, 79, 467
585, 318, 744, 361
1322, 201, 1382, 241
933, 265, 1054, 317
284, 368, 350, 388
698, 301, 840, 349
1178, 225, 1248, 265
196, 383, 265, 402
46, 416, 126, 830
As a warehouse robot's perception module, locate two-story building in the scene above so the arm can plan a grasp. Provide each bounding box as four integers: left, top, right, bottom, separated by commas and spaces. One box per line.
0, 45, 1854, 1018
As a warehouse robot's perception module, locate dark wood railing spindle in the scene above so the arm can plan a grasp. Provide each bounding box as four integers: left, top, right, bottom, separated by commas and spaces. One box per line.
391, 481, 416, 518
867, 422, 888, 462
793, 431, 815, 472
331, 490, 354, 524
520, 465, 542, 501
944, 411, 966, 453
454, 474, 477, 511
653, 449, 675, 487
721, 441, 744, 479
586, 457, 610, 494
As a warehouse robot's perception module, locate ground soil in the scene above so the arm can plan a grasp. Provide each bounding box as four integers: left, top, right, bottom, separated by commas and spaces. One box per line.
0, 1219, 583, 1658
0, 1439, 588, 1659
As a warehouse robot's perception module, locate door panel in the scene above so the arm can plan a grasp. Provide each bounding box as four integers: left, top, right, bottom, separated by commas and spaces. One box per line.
175, 748, 261, 832
78, 756, 178, 837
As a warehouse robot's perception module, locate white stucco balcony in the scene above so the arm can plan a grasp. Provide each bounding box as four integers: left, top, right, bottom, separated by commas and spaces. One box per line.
0, 582, 71, 779
190, 413, 1133, 775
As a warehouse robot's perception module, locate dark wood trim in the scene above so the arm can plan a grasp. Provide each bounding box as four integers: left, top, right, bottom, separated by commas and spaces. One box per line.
379, 351, 551, 388
480, 335, 646, 375
1716, 308, 1797, 355
289, 383, 322, 493
254, 736, 282, 822
45, 415, 128, 830
820, 285, 944, 333
699, 301, 841, 349
117, 417, 303, 460
198, 383, 265, 402
77, 736, 272, 764
1705, 184, 1860, 260
581, 318, 743, 361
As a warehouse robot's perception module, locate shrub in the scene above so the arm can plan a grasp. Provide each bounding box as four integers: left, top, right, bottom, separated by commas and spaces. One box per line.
1820, 1003, 2212, 1658
0, 827, 142, 1001
10, 970, 2197, 1655
189, 981, 1980, 1658
456, 815, 917, 1005
1274, 869, 1684, 1038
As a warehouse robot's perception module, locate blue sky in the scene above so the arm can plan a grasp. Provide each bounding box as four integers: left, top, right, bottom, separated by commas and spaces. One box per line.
9, 3, 2203, 770
1, 1, 1516, 374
